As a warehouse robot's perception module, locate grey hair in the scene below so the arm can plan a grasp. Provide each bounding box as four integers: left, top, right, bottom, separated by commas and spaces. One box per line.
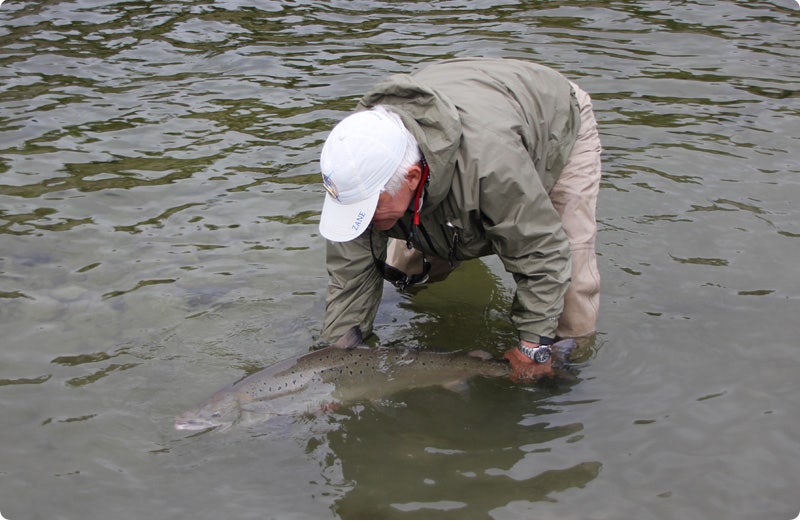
371, 105, 422, 195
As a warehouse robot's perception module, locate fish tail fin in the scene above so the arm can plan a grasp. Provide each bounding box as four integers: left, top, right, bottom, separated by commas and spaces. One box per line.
551, 338, 578, 364
331, 326, 365, 349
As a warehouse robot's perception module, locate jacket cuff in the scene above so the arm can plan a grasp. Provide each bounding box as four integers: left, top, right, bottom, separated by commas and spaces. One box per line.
516, 317, 559, 345
519, 333, 556, 345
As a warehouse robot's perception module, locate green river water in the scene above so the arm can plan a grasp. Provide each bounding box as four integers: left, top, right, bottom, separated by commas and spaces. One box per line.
1, 1, 798, 518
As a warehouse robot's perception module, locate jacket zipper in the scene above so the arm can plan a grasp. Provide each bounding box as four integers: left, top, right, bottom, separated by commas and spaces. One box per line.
397, 217, 460, 267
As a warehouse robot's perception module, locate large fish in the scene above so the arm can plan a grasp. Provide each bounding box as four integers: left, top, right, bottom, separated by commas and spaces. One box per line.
174, 327, 574, 431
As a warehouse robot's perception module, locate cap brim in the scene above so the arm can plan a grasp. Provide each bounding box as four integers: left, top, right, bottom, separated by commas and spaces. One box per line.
319, 191, 379, 242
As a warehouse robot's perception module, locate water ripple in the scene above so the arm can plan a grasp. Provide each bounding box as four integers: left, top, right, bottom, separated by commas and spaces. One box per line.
1, 0, 799, 518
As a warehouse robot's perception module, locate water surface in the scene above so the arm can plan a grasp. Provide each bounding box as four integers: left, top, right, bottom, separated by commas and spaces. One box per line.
1, 0, 798, 519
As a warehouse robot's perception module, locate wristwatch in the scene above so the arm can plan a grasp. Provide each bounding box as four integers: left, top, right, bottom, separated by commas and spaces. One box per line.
518, 342, 552, 364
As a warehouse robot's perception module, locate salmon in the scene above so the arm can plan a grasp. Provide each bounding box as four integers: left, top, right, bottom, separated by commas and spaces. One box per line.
174, 327, 513, 431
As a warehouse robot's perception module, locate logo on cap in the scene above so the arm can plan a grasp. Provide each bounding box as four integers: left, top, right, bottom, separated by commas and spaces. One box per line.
322, 173, 340, 201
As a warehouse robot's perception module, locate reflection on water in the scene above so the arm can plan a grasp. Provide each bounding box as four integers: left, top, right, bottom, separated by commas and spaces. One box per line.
1, 0, 799, 518
325, 379, 595, 519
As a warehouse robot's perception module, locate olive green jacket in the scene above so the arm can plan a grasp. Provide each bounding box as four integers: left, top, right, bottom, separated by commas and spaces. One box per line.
322, 58, 581, 344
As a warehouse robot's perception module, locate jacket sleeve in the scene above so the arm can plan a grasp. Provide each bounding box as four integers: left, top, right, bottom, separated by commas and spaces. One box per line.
321, 232, 385, 343
476, 136, 572, 343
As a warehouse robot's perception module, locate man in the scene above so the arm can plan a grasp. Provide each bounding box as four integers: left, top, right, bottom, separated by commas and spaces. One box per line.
317, 57, 601, 380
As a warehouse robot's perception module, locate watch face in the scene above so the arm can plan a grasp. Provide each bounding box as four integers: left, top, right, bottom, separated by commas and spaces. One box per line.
533, 346, 551, 364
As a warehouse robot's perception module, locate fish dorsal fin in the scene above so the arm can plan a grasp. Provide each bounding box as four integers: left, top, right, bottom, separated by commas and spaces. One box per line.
331, 326, 365, 349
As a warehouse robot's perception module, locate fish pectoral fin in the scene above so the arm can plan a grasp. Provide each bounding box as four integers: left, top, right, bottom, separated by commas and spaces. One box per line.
331, 326, 365, 349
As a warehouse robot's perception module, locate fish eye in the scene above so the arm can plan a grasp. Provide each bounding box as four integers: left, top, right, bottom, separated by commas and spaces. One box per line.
211, 412, 221, 418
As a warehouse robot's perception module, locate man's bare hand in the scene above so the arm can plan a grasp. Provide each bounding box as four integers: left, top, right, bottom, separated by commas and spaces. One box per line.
503, 346, 554, 382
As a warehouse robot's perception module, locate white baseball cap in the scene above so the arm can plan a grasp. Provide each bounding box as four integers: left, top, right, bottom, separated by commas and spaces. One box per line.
319, 109, 407, 242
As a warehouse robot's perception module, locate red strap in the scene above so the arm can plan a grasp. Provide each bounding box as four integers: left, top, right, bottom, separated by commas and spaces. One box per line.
412, 159, 429, 227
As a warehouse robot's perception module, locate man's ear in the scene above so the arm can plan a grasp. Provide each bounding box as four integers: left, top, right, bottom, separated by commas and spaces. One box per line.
405, 164, 422, 191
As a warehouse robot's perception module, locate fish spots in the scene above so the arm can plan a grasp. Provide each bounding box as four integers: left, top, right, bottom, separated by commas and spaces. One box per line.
176, 344, 514, 432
